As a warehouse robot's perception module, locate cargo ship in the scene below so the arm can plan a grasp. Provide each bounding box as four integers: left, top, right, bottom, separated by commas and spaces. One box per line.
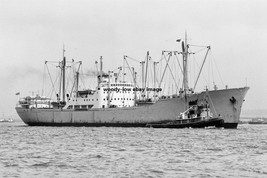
15, 34, 249, 128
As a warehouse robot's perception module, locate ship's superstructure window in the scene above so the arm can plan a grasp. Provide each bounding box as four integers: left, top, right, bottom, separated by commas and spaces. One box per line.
67, 105, 73, 109
64, 81, 134, 109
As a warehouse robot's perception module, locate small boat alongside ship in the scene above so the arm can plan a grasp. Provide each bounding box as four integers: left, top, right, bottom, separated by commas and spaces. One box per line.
146, 100, 224, 128
15, 34, 249, 128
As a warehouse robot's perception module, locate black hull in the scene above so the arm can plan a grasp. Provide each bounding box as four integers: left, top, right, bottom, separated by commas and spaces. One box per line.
146, 118, 224, 129
25, 118, 229, 128
26, 122, 148, 127
222, 123, 238, 129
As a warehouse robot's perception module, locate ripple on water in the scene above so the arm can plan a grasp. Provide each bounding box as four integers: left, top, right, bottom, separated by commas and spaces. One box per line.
0, 122, 267, 177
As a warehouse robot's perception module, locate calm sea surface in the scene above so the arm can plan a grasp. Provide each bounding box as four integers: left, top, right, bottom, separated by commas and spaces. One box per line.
0, 121, 266, 178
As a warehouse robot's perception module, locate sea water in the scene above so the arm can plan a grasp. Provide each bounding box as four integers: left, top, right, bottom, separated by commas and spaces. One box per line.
0, 121, 266, 178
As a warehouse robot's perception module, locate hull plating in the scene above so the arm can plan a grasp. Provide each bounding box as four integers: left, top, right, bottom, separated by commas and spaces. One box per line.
16, 87, 249, 128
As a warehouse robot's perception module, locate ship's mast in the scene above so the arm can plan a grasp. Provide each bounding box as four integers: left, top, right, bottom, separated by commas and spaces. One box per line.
62, 46, 66, 103
75, 61, 82, 98
182, 32, 189, 94
100, 56, 103, 76
144, 51, 149, 100
153, 61, 158, 101
107, 70, 111, 108
100, 56, 103, 84
133, 68, 137, 105
140, 61, 145, 100
75, 72, 79, 96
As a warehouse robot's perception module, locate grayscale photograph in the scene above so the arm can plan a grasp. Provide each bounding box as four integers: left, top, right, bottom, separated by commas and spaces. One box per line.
0, 0, 266, 177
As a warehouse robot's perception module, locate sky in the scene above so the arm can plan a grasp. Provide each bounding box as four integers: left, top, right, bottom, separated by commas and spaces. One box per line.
1, 0, 267, 118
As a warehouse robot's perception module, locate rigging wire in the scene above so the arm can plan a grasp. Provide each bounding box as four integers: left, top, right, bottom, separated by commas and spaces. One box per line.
208, 54, 210, 89
49, 70, 60, 99
174, 53, 183, 74
191, 53, 209, 90
45, 63, 57, 98
174, 53, 183, 91
124, 57, 135, 84
79, 65, 87, 90
124, 55, 144, 88
189, 44, 209, 48
136, 66, 141, 88
157, 53, 165, 63
191, 47, 206, 55
210, 50, 225, 86
69, 61, 77, 96
188, 51, 192, 89
65, 67, 72, 94
193, 53, 196, 89
42, 63, 46, 96
174, 52, 184, 91
125, 56, 140, 63
158, 52, 180, 95
209, 55, 213, 88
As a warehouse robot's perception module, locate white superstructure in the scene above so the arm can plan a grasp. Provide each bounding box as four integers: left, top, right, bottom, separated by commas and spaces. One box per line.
65, 82, 135, 110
